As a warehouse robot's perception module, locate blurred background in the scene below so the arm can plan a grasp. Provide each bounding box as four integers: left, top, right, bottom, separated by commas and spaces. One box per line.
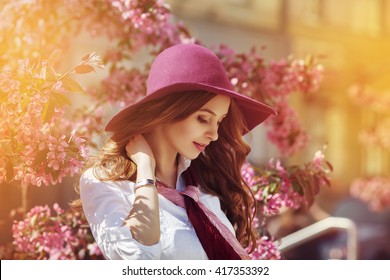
1, 0, 389, 259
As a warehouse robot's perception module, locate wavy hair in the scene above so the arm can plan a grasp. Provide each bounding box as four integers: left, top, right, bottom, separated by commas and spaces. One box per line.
74, 91, 257, 251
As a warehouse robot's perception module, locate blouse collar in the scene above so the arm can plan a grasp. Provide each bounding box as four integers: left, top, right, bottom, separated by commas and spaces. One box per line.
176, 155, 192, 192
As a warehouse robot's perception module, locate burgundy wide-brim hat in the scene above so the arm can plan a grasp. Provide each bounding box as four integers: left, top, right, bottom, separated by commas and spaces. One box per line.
105, 43, 276, 133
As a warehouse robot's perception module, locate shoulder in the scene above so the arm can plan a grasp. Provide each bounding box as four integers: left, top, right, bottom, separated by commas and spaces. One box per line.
79, 168, 134, 208
79, 168, 106, 194
79, 168, 131, 192
80, 167, 98, 182
79, 167, 105, 188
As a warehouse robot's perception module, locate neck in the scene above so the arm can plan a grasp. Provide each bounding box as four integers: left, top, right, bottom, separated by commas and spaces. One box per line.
143, 130, 178, 188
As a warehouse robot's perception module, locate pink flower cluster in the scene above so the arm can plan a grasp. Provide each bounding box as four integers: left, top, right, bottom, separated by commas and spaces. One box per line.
64, 0, 190, 53
242, 151, 332, 259
349, 84, 390, 150
99, 68, 146, 107
216, 45, 323, 156
350, 177, 390, 212
59, 0, 194, 111
248, 236, 282, 260
62, 105, 106, 150
349, 84, 390, 112
242, 160, 303, 216
266, 101, 308, 156
261, 56, 323, 99
0, 59, 94, 187
242, 150, 332, 216
12, 204, 103, 260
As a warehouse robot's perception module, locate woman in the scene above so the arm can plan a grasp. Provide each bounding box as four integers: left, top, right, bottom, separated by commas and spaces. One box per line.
79, 43, 276, 260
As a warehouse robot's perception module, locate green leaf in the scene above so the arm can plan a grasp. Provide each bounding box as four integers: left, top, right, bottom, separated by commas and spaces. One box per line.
81, 52, 96, 62
45, 66, 58, 82
292, 181, 304, 195
74, 64, 95, 74
61, 76, 85, 94
52, 92, 72, 106
326, 161, 333, 172
269, 182, 277, 193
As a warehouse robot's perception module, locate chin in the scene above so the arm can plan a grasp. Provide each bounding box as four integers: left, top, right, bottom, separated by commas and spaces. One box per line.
182, 151, 201, 160
187, 154, 200, 160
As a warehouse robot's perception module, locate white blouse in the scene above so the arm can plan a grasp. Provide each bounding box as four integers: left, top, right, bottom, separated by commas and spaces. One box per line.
79, 156, 236, 260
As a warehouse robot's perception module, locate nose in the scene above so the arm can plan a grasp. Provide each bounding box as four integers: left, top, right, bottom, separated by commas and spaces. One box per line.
205, 124, 219, 142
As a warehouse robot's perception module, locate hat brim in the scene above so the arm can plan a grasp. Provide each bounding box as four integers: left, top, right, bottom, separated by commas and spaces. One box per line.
105, 83, 276, 133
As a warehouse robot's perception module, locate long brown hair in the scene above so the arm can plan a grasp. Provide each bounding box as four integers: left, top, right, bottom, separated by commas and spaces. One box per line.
76, 90, 257, 251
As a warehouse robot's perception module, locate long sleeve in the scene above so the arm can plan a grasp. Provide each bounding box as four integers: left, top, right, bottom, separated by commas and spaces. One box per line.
79, 168, 163, 259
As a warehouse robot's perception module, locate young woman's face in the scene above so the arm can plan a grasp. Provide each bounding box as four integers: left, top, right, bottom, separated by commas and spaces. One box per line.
162, 94, 231, 159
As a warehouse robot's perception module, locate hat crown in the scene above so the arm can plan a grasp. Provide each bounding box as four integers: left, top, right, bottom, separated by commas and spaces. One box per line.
105, 43, 275, 133
147, 44, 233, 95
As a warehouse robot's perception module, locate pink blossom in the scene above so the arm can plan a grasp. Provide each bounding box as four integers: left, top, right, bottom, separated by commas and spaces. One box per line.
100, 68, 146, 106
313, 150, 325, 166
0, 58, 89, 187
248, 236, 281, 260
350, 177, 390, 212
0, 73, 20, 93
242, 149, 331, 216
12, 204, 103, 260
215, 45, 322, 156
266, 101, 308, 156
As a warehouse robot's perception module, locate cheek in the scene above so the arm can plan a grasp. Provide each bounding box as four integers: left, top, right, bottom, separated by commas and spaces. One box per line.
170, 119, 200, 142
176, 122, 196, 140
164, 121, 194, 145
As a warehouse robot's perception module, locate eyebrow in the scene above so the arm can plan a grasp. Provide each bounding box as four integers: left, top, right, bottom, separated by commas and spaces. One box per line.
199, 108, 227, 117
199, 108, 216, 116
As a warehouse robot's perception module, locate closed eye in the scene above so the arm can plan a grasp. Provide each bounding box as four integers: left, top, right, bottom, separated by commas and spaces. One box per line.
197, 116, 209, 124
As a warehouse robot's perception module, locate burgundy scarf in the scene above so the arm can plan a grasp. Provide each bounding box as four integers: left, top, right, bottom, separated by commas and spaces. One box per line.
156, 169, 250, 260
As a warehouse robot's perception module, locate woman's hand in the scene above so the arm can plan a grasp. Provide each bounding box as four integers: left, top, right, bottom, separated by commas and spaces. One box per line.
126, 134, 156, 169
126, 134, 156, 182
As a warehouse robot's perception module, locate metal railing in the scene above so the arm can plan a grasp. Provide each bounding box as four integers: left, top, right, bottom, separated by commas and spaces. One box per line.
278, 217, 358, 259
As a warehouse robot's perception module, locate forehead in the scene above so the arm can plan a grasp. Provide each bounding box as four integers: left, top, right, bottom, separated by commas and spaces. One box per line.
200, 95, 231, 116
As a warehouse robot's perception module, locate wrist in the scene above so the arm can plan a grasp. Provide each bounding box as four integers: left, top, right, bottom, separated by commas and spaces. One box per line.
135, 160, 156, 183
133, 178, 157, 192
134, 156, 156, 170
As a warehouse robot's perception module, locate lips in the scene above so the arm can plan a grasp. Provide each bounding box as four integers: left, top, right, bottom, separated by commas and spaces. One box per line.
193, 142, 207, 152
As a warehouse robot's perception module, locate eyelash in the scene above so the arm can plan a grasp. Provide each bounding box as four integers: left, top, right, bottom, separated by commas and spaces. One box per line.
197, 116, 209, 124
197, 116, 222, 126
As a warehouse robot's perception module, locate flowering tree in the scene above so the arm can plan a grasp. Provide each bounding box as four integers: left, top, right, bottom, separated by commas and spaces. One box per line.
11, 204, 103, 259
0, 53, 103, 214
0, 0, 331, 259
241, 150, 332, 258
217, 46, 323, 156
